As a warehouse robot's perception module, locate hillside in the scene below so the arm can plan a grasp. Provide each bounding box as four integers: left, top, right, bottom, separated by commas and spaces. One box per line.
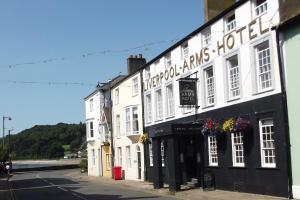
5, 123, 86, 160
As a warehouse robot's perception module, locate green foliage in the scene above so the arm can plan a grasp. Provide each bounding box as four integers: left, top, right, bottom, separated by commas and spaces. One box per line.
79, 159, 88, 171
8, 122, 86, 159
0, 146, 9, 163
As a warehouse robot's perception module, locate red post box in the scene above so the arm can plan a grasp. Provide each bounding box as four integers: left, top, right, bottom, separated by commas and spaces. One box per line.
113, 166, 122, 180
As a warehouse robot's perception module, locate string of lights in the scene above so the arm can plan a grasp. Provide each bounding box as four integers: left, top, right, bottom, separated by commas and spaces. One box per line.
0, 80, 95, 87
0, 10, 279, 70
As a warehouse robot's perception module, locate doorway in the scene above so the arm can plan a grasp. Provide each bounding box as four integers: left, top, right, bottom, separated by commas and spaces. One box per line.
180, 136, 198, 183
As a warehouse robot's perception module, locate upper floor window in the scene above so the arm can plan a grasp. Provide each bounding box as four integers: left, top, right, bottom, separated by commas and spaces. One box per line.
115, 88, 119, 105
181, 43, 189, 59
255, 0, 267, 16
203, 28, 211, 46
226, 13, 236, 33
204, 67, 215, 106
165, 53, 172, 68
231, 132, 245, 167
125, 106, 139, 135
145, 67, 151, 80
155, 89, 163, 120
145, 94, 152, 123
260, 118, 276, 168
226, 55, 240, 99
116, 115, 120, 137
89, 98, 93, 112
132, 77, 139, 96
166, 83, 175, 118
208, 136, 218, 166
90, 121, 94, 138
255, 40, 272, 92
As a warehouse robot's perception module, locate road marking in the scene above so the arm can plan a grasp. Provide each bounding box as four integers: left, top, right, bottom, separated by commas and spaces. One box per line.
72, 192, 88, 200
3, 183, 80, 191
57, 186, 68, 192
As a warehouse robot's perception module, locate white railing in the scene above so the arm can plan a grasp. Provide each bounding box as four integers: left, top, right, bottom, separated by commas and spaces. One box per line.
226, 20, 236, 32
255, 1, 267, 16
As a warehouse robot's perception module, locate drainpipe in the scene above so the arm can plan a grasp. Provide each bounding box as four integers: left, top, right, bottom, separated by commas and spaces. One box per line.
274, 25, 293, 199
140, 68, 146, 181
108, 84, 115, 179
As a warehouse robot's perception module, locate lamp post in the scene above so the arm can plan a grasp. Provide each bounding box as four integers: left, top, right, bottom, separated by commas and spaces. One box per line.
2, 116, 12, 148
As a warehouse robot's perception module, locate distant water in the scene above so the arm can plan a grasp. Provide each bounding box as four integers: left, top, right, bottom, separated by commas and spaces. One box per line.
12, 163, 59, 169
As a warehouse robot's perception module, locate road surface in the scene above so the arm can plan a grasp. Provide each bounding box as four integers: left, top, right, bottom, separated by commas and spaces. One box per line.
2, 169, 175, 200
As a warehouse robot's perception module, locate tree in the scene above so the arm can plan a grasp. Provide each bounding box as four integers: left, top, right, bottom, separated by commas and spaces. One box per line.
0, 146, 8, 163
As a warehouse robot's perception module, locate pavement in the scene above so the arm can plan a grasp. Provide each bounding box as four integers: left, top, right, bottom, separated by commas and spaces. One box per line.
0, 173, 13, 200
65, 170, 288, 200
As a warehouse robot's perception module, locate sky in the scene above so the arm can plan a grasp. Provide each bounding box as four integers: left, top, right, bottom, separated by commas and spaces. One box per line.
0, 0, 204, 134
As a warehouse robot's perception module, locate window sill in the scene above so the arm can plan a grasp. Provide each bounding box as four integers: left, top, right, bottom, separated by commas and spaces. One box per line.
226, 96, 241, 103
253, 11, 268, 19
253, 88, 274, 96
165, 115, 175, 120
224, 28, 236, 36
256, 166, 279, 170
202, 104, 215, 109
227, 166, 247, 169
155, 119, 164, 123
206, 165, 220, 168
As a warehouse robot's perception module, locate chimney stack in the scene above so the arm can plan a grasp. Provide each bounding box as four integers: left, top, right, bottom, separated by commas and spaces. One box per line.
204, 0, 236, 22
127, 54, 146, 75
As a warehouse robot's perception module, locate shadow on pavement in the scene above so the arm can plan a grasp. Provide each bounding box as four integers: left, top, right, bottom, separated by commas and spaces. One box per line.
4, 176, 170, 200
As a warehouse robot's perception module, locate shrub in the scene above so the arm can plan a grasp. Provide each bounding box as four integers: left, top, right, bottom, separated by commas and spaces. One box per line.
79, 159, 88, 172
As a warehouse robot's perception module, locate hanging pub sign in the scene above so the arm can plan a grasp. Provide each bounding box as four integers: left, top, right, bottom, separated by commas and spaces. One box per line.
179, 78, 198, 106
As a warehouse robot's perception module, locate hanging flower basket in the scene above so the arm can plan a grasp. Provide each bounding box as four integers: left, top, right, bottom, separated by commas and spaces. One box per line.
139, 133, 149, 143
202, 118, 222, 136
234, 117, 250, 132
222, 118, 235, 132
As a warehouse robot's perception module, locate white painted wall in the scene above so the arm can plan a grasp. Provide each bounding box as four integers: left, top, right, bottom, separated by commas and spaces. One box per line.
85, 90, 103, 176
143, 0, 281, 128
112, 72, 145, 181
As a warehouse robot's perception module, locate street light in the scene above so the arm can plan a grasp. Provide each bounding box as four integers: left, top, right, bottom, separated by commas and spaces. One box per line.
2, 116, 12, 148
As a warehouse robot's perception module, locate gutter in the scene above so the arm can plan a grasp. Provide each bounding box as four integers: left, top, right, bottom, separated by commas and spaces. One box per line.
273, 25, 293, 199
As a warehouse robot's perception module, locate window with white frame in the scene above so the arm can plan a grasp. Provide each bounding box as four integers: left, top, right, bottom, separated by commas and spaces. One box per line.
125, 106, 139, 135
90, 121, 94, 138
149, 139, 153, 166
166, 83, 175, 118
203, 28, 211, 46
89, 98, 93, 112
226, 13, 236, 33
126, 146, 131, 169
165, 53, 172, 68
115, 88, 119, 105
208, 136, 218, 166
145, 67, 151, 80
132, 107, 139, 133
92, 149, 95, 166
182, 43, 189, 59
226, 55, 240, 99
204, 67, 215, 106
125, 107, 131, 135
116, 115, 120, 137
117, 147, 122, 167
132, 77, 139, 96
255, 0, 267, 16
145, 94, 152, 123
231, 132, 245, 167
161, 141, 165, 167
106, 154, 111, 170
155, 89, 163, 120
255, 40, 272, 92
260, 119, 276, 168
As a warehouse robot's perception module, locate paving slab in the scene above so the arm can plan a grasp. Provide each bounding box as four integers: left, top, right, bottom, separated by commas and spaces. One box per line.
65, 170, 288, 200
